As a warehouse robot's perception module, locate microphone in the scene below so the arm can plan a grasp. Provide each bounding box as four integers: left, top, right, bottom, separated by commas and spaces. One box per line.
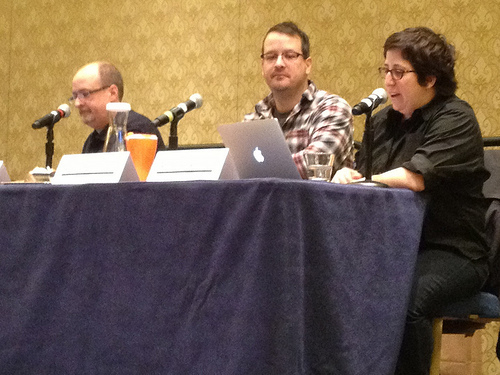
32, 104, 71, 129
152, 93, 203, 127
351, 88, 387, 116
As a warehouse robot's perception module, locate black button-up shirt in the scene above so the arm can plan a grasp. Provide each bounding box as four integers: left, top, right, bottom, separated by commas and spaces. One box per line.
82, 110, 166, 153
356, 95, 490, 260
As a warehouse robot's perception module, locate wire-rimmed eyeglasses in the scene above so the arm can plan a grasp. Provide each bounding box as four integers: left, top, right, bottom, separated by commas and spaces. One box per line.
68, 85, 110, 103
261, 51, 304, 63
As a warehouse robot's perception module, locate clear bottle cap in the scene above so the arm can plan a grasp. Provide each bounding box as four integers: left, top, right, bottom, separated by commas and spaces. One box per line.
106, 102, 131, 112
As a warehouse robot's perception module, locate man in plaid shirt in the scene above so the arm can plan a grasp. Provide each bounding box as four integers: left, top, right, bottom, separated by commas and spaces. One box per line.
244, 22, 353, 179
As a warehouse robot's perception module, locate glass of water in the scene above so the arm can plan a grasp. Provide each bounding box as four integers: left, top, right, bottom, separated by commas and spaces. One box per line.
304, 152, 335, 181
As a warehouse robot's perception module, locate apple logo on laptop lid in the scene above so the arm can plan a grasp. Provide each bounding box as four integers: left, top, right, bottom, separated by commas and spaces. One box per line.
253, 147, 265, 163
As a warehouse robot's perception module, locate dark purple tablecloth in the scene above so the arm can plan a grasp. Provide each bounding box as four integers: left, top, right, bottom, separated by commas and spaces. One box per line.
0, 179, 425, 374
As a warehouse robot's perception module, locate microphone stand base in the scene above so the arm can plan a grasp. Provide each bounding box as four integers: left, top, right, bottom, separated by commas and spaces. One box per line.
350, 179, 389, 188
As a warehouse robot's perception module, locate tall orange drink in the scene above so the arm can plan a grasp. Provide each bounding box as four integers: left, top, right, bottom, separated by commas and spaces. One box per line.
125, 133, 158, 181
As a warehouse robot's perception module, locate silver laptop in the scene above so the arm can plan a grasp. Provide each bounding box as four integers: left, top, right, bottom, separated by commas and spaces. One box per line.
217, 119, 302, 180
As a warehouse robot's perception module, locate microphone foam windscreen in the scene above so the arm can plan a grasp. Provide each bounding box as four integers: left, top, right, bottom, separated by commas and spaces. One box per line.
58, 103, 71, 118
190, 93, 203, 109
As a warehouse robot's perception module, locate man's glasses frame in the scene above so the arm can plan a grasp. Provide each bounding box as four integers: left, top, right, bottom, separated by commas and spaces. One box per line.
68, 85, 111, 103
261, 51, 304, 63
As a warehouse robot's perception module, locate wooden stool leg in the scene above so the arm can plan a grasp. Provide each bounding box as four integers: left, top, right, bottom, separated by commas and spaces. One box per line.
430, 318, 443, 375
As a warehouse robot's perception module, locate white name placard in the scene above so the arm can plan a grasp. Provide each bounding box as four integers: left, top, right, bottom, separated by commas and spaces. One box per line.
147, 148, 230, 182
0, 161, 10, 182
51, 152, 139, 185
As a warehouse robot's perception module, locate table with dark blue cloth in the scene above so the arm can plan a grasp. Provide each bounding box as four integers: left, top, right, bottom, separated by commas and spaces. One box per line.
0, 179, 426, 375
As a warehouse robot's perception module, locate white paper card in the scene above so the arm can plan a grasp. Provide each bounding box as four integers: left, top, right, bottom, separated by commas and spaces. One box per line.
51, 152, 139, 185
0, 161, 10, 182
147, 148, 230, 182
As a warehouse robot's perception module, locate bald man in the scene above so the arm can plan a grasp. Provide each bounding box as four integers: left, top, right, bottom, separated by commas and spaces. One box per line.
70, 61, 165, 153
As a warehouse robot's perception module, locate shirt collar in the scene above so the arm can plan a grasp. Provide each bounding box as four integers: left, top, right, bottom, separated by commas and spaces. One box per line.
93, 125, 109, 141
301, 80, 316, 102
419, 95, 455, 121
387, 95, 455, 125
256, 80, 317, 115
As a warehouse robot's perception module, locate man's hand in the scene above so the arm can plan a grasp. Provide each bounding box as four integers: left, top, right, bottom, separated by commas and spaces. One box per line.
332, 167, 364, 184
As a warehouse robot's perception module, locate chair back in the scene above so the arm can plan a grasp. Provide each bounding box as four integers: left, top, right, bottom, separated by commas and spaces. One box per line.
483, 149, 500, 296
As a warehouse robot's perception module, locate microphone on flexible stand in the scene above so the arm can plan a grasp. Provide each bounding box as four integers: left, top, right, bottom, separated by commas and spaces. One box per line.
152, 93, 203, 150
152, 93, 203, 127
32, 104, 71, 129
352, 88, 387, 116
351, 88, 388, 188
32, 104, 71, 169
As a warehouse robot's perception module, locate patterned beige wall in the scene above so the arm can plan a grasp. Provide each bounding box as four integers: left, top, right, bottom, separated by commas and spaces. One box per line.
1, 0, 500, 370
0, 2, 11, 165
1, 0, 500, 181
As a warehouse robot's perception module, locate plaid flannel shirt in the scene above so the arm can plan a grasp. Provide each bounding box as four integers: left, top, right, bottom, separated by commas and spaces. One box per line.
244, 81, 353, 179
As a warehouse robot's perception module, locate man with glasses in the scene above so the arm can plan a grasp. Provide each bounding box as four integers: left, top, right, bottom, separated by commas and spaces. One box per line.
71, 61, 165, 153
244, 22, 353, 179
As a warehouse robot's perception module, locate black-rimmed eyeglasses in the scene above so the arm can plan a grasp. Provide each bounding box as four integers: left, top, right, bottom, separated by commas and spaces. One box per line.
378, 67, 416, 80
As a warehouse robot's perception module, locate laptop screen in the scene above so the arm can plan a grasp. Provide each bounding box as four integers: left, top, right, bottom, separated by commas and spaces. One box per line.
217, 119, 302, 180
